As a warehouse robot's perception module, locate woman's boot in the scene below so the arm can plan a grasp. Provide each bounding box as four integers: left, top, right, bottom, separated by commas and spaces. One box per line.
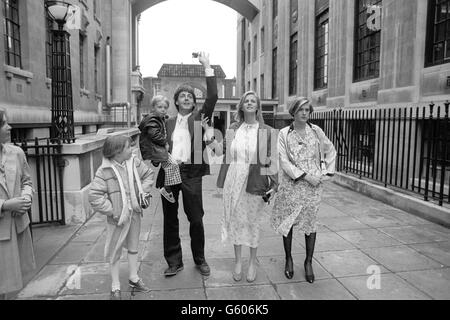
283, 228, 294, 279
304, 233, 317, 283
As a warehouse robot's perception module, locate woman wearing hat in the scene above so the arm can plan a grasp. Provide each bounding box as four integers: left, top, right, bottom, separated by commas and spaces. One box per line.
271, 97, 336, 283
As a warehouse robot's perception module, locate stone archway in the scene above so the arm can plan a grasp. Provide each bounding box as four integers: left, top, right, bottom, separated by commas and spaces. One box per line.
131, 0, 259, 21
130, 0, 259, 69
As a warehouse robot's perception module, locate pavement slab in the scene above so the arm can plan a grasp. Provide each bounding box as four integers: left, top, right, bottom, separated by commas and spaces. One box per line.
315, 250, 389, 278
276, 279, 356, 300
17, 265, 71, 298
49, 242, 95, 265
338, 273, 432, 300
396, 268, 450, 300
378, 226, 450, 245
361, 246, 444, 272
313, 232, 357, 252
320, 216, 371, 232
133, 288, 207, 300
206, 285, 280, 300
337, 229, 402, 249
409, 241, 450, 267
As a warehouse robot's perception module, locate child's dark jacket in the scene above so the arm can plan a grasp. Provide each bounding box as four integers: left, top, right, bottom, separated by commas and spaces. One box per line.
139, 111, 169, 162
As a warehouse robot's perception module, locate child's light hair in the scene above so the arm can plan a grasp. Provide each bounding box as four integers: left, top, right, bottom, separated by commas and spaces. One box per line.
151, 95, 170, 109
102, 135, 132, 160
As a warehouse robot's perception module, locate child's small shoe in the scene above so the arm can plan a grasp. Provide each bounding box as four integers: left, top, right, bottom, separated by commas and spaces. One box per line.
110, 289, 121, 300
160, 188, 176, 203
128, 279, 150, 293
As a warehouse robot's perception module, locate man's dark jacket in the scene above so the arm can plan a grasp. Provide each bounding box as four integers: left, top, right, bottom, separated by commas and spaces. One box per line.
156, 76, 218, 187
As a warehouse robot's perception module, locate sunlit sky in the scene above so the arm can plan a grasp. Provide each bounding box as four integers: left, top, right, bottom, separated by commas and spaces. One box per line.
138, 0, 238, 79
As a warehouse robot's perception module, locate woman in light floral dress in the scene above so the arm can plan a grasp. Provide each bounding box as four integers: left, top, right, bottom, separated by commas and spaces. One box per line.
217, 91, 277, 283
271, 97, 336, 283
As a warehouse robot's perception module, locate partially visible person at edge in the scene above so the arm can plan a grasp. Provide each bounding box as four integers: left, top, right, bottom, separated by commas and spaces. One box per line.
89, 135, 154, 300
271, 97, 336, 283
217, 91, 278, 283
139, 95, 182, 203
0, 109, 35, 299
155, 52, 218, 278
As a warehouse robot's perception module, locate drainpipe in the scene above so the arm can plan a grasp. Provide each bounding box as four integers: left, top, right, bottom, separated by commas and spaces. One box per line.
106, 37, 111, 104
126, 102, 131, 128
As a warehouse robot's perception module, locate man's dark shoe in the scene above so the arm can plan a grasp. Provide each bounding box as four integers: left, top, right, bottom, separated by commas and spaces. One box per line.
128, 279, 150, 292
110, 290, 121, 300
196, 262, 210, 277
164, 264, 184, 277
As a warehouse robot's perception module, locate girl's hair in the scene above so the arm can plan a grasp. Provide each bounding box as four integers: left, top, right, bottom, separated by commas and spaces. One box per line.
102, 135, 132, 159
235, 91, 265, 125
289, 96, 314, 117
151, 95, 170, 109
0, 109, 5, 128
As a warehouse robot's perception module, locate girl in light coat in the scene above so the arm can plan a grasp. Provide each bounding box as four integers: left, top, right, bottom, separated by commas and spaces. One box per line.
0, 110, 35, 299
89, 135, 154, 300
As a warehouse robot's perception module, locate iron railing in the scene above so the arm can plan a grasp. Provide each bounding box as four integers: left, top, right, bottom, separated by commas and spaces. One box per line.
311, 102, 450, 207
14, 138, 66, 225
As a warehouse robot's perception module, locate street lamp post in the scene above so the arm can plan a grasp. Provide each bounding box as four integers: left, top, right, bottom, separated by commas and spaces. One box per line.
46, 0, 75, 143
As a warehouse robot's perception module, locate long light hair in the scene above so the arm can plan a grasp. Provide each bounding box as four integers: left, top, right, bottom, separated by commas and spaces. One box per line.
234, 91, 265, 125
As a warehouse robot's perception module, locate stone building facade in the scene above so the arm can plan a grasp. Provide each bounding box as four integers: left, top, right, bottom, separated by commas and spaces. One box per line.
237, 0, 450, 116
0, 0, 116, 140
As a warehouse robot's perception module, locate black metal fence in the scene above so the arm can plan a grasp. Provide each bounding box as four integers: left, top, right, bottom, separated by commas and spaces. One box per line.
311, 102, 450, 207
14, 138, 66, 225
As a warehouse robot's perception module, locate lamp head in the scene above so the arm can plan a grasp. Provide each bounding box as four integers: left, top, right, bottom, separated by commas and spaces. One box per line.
46, 1, 73, 29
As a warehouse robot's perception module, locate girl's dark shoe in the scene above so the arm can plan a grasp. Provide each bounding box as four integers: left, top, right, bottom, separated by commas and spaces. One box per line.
285, 256, 294, 279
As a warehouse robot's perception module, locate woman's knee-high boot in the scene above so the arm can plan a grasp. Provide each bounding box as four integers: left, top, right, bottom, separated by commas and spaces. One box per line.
283, 228, 294, 279
304, 233, 317, 283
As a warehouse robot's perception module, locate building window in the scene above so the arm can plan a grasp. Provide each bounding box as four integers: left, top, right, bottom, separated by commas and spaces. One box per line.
45, 6, 53, 78
289, 33, 298, 96
253, 78, 257, 92
290, 0, 298, 24
93, 0, 97, 17
154, 83, 161, 96
247, 81, 251, 91
3, 0, 22, 68
314, 9, 329, 90
261, 27, 265, 54
253, 34, 257, 62
273, 0, 278, 19
248, 42, 251, 64
260, 74, 265, 99
426, 0, 450, 66
79, 34, 86, 88
232, 85, 236, 97
194, 88, 204, 99
272, 47, 278, 99
354, 0, 382, 82
94, 45, 99, 93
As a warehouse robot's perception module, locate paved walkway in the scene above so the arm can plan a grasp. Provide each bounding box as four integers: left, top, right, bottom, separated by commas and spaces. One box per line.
14, 165, 450, 300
